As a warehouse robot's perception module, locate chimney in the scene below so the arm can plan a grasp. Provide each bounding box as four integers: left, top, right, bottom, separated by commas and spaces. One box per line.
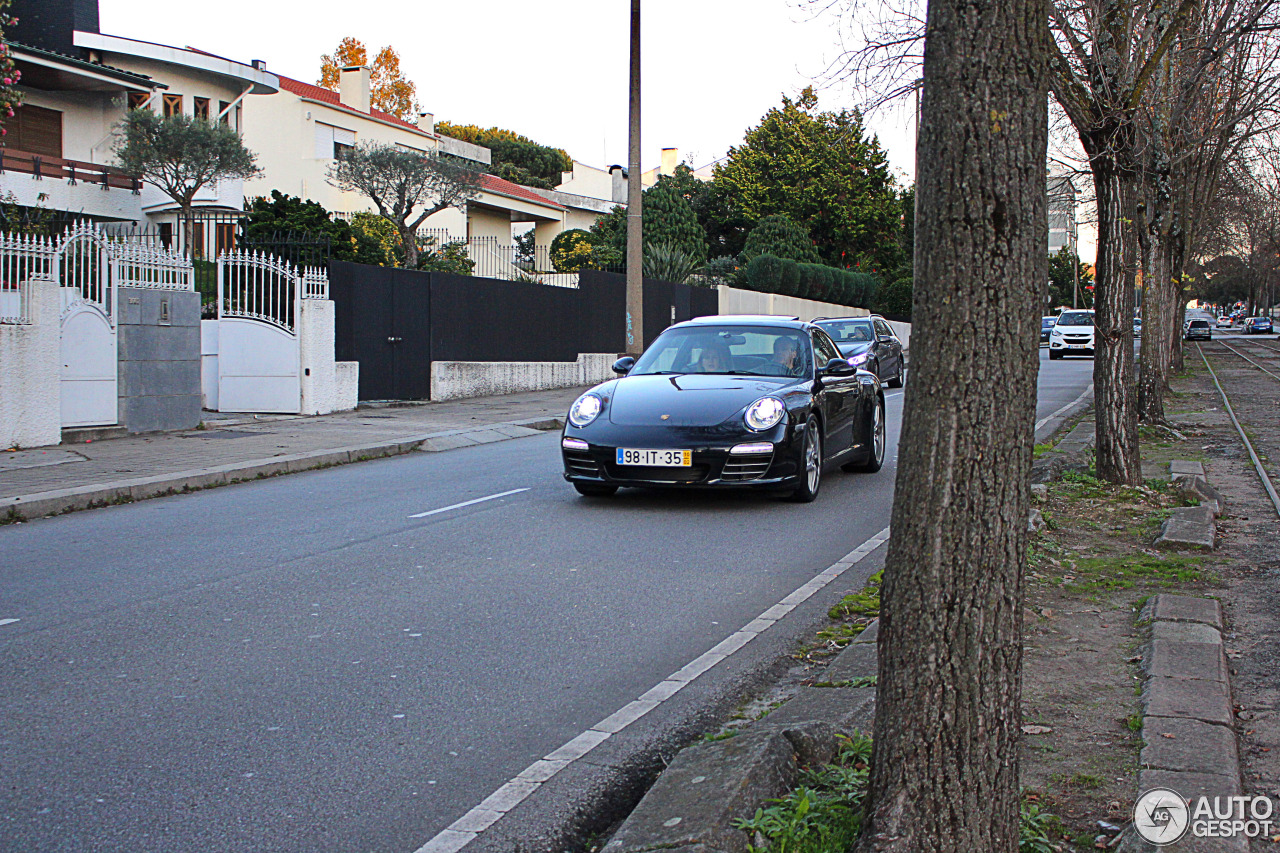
339, 65, 371, 113
660, 147, 678, 177
251, 59, 266, 70
417, 112, 435, 134
610, 165, 628, 203
11, 0, 100, 57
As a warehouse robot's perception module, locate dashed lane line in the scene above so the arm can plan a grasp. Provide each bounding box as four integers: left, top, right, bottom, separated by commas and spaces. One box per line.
408, 489, 530, 519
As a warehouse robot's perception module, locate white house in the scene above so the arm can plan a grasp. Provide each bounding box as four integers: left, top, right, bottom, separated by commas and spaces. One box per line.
240, 68, 572, 261
5, 0, 277, 249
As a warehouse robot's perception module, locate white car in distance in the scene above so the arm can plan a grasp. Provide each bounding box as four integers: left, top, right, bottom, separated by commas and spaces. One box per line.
1048, 309, 1096, 360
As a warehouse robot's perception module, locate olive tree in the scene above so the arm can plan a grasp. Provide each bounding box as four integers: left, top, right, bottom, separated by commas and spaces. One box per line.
328, 142, 483, 268
114, 109, 260, 252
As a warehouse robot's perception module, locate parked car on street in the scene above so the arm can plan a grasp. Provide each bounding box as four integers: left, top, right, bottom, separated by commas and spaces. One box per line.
561, 316, 885, 501
1184, 319, 1212, 340
1244, 316, 1274, 334
1217, 316, 1233, 328
1048, 309, 1095, 359
1041, 316, 1058, 344
812, 315, 906, 387
1133, 317, 1142, 337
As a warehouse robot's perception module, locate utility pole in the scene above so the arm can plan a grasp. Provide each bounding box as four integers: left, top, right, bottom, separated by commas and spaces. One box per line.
625, 0, 643, 354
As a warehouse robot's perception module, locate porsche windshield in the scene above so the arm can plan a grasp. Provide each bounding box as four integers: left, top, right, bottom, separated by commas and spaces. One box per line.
630, 326, 813, 378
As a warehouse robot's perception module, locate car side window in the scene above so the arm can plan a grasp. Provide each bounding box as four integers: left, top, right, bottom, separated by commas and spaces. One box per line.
874, 319, 895, 340
812, 330, 841, 365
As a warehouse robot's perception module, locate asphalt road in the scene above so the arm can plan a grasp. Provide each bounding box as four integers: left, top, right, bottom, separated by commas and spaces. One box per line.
0, 353, 1094, 853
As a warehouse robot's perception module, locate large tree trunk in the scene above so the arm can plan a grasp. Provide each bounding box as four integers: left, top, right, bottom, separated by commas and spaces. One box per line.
854, 0, 1046, 848
1090, 156, 1141, 485
1138, 195, 1173, 425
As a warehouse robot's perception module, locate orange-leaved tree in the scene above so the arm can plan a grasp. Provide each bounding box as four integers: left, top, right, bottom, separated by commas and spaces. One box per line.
318, 37, 420, 120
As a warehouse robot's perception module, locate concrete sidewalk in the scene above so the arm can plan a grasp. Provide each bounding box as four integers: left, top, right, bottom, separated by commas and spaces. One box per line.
1, 387, 585, 521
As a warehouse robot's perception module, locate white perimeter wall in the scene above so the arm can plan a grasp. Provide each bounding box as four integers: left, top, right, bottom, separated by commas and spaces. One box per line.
716, 285, 911, 350
431, 353, 616, 402
0, 282, 61, 449
298, 299, 358, 415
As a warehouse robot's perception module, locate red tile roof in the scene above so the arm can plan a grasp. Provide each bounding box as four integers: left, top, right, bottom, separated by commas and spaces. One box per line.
273, 72, 432, 136
477, 174, 564, 210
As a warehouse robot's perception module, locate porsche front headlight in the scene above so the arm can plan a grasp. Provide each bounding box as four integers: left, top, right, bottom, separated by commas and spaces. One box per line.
568, 393, 604, 427
745, 396, 786, 432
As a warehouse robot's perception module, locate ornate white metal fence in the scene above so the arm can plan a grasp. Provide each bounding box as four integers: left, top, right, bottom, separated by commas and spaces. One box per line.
0, 232, 57, 324
0, 224, 192, 325
216, 249, 329, 334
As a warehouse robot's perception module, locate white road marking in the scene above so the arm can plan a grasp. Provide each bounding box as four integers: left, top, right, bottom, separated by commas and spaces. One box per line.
0, 618, 18, 627
1035, 383, 1094, 433
408, 489, 529, 519
410, 525, 893, 853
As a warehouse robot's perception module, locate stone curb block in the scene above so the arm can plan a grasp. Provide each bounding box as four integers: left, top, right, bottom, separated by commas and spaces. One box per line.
1119, 595, 1244, 853
1, 418, 562, 521
1150, 595, 1222, 628
1155, 506, 1216, 551
600, 731, 800, 853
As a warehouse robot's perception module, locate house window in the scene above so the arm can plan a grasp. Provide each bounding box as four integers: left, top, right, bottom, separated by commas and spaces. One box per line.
163, 93, 183, 117
215, 223, 236, 257
190, 222, 206, 259
127, 91, 151, 111
5, 104, 62, 158
219, 101, 231, 125
193, 97, 210, 120
158, 223, 173, 250
314, 123, 356, 159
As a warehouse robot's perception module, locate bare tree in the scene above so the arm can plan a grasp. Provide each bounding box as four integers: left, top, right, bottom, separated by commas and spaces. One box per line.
854, 1, 1048, 851
328, 142, 482, 268
1132, 1, 1280, 422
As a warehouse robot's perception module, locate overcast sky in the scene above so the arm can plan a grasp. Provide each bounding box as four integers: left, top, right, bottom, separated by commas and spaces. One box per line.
98, 1, 918, 178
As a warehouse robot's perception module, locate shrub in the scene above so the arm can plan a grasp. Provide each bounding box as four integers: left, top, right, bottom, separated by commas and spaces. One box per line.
700, 255, 741, 287
644, 180, 707, 262
350, 211, 401, 266
777, 257, 802, 296
416, 239, 475, 275
745, 253, 785, 293
873, 276, 912, 317
643, 241, 701, 284
550, 229, 596, 272
742, 214, 821, 264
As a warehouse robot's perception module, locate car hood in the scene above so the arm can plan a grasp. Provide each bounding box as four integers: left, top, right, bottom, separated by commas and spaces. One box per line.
835, 342, 873, 358
607, 374, 790, 426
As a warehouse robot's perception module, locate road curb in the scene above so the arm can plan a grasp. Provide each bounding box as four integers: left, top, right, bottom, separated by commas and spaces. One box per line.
1, 415, 564, 522
1118, 594, 1243, 852
601, 622, 880, 853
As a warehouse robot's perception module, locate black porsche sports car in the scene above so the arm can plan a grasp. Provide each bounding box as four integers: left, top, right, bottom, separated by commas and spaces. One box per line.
560, 316, 886, 501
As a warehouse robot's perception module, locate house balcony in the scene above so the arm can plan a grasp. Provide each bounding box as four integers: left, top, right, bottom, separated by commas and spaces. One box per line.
0, 147, 146, 223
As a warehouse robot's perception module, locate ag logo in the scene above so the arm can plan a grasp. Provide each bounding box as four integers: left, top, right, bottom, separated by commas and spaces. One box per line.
1134, 787, 1190, 844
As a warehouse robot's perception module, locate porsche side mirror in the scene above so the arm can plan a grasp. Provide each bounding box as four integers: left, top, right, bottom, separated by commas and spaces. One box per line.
612, 356, 636, 375
820, 357, 856, 377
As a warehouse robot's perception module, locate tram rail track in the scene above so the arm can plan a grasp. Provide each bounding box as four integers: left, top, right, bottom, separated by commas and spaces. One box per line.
1196, 342, 1280, 518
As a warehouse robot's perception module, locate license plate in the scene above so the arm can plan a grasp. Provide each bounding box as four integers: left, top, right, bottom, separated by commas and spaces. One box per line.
616, 448, 692, 467
1068, 344, 1085, 349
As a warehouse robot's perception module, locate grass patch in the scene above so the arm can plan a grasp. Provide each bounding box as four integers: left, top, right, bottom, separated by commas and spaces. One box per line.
1057, 553, 1214, 595
735, 733, 871, 853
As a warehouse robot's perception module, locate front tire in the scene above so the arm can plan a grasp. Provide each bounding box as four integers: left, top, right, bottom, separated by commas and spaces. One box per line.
844, 394, 885, 473
573, 483, 617, 497
788, 417, 823, 502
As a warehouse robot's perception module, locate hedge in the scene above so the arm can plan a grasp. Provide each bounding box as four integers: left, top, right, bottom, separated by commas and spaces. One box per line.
744, 254, 878, 309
